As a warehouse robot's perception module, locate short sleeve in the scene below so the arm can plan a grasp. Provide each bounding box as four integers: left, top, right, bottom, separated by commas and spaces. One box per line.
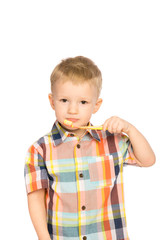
24, 144, 49, 194
119, 134, 140, 166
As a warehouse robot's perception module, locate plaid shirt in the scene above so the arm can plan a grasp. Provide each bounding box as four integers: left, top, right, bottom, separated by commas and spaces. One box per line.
24, 121, 138, 240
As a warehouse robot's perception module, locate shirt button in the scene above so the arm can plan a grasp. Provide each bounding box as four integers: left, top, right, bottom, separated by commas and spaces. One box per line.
79, 173, 84, 178
82, 206, 86, 210
83, 236, 87, 240
77, 144, 81, 148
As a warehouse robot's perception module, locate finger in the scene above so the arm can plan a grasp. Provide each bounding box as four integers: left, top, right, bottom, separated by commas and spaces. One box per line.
103, 116, 120, 132
116, 124, 123, 134
108, 120, 121, 134
107, 119, 118, 133
102, 119, 110, 131
107, 124, 115, 134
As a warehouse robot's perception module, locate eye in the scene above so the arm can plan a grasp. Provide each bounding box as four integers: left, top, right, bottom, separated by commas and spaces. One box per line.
60, 99, 68, 103
81, 100, 88, 104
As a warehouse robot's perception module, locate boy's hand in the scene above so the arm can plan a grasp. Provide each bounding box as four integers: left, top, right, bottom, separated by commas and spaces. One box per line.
102, 116, 155, 167
103, 116, 131, 134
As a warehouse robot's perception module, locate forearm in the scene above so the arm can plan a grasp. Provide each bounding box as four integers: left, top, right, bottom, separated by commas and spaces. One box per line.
127, 124, 156, 167
28, 189, 51, 240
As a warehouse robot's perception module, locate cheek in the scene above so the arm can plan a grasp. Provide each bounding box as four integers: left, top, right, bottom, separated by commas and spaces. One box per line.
88, 104, 96, 113
54, 104, 65, 117
81, 106, 94, 119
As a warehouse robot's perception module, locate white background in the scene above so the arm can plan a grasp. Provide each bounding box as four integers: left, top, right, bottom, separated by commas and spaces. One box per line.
0, 0, 160, 239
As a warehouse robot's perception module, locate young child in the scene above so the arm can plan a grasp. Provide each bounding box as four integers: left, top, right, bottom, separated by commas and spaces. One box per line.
24, 56, 155, 240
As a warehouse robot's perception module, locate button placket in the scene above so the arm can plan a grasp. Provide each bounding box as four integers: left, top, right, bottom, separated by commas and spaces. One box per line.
74, 139, 86, 239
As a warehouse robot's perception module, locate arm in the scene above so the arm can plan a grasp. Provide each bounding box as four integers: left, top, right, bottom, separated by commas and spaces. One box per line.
27, 189, 51, 240
103, 116, 156, 167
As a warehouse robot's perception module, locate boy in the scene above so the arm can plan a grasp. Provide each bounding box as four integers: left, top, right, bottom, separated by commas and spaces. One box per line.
24, 56, 155, 240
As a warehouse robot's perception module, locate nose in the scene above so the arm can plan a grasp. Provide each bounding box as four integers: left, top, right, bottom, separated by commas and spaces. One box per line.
68, 102, 78, 114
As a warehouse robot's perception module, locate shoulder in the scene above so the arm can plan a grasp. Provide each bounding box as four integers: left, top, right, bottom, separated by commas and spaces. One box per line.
100, 130, 129, 142
27, 130, 53, 156
98, 130, 130, 152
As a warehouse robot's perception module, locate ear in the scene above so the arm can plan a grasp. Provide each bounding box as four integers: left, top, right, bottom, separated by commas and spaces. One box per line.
93, 98, 103, 114
48, 93, 55, 110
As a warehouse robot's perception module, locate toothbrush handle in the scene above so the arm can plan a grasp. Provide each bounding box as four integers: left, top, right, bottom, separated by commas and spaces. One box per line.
80, 126, 103, 130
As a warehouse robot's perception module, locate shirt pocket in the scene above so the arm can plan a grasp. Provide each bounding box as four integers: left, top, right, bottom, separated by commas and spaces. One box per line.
88, 155, 115, 188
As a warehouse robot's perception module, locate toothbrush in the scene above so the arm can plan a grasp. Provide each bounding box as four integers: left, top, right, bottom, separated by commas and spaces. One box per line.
63, 119, 103, 130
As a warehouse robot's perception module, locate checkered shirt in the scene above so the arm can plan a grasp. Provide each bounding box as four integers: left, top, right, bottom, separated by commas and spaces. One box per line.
24, 120, 138, 240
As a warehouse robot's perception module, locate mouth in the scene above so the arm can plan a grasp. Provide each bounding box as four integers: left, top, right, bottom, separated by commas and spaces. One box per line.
66, 118, 79, 123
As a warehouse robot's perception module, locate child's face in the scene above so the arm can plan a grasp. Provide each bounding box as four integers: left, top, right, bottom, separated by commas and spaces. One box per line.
49, 79, 102, 136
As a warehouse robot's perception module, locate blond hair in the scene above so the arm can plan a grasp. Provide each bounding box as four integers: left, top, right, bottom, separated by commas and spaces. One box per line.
50, 56, 102, 96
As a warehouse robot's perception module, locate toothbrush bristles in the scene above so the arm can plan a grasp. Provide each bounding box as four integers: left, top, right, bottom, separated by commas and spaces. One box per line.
64, 119, 74, 127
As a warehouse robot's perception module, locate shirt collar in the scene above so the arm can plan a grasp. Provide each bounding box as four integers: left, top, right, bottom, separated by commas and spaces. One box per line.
51, 120, 101, 146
